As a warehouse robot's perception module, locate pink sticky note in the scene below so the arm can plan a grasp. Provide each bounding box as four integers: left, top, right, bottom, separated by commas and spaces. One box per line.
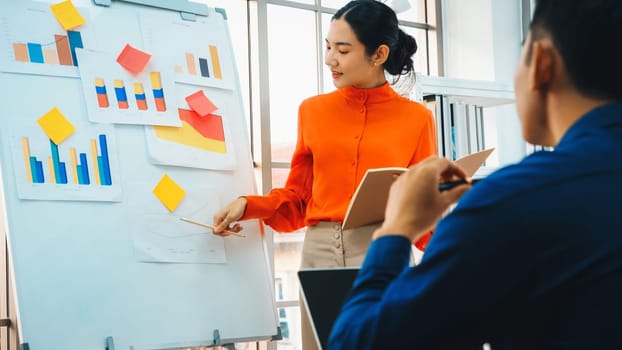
116, 44, 152, 74
185, 90, 218, 117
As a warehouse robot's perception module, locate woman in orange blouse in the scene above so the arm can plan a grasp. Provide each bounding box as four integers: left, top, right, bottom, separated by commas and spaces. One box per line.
214, 1, 436, 347
214, 0, 436, 263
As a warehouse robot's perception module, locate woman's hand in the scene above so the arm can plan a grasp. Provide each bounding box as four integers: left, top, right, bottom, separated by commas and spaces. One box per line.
212, 197, 247, 236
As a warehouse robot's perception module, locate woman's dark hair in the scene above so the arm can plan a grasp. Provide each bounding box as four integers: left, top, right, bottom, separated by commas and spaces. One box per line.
333, 0, 417, 76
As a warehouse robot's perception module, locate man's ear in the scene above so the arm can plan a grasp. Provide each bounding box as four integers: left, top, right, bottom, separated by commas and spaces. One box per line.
529, 40, 554, 92
373, 44, 390, 66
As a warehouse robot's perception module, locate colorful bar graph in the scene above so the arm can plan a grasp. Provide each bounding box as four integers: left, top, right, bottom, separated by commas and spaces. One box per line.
11, 31, 84, 67
150, 72, 166, 112
95, 78, 109, 108
98, 73, 166, 112
181, 49, 224, 80
209, 45, 222, 79
114, 80, 129, 109
20, 135, 112, 187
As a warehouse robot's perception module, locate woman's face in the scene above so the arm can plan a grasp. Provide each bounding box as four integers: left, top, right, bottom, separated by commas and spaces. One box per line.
325, 18, 380, 89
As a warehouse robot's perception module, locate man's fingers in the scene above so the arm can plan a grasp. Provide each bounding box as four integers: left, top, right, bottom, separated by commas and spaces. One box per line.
441, 185, 471, 206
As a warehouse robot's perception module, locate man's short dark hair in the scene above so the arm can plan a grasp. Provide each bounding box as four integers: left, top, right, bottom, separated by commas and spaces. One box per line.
529, 0, 622, 101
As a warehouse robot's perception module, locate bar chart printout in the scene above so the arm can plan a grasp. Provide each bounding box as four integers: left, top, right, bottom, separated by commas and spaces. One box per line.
12, 126, 121, 201
139, 12, 234, 90
180, 47, 222, 80
0, 1, 90, 77
11, 30, 83, 68
77, 49, 179, 126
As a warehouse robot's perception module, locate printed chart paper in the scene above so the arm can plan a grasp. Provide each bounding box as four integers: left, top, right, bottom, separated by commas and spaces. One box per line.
9, 124, 122, 202
130, 183, 227, 264
139, 11, 235, 90
0, 1, 93, 77
77, 49, 180, 126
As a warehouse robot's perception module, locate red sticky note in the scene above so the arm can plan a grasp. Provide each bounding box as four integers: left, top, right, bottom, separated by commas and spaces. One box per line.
116, 44, 151, 74
185, 90, 218, 117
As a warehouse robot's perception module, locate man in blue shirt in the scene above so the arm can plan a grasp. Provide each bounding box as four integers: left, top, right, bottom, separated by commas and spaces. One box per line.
329, 0, 622, 349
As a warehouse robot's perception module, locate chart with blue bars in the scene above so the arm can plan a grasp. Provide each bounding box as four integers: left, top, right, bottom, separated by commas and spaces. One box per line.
0, 1, 92, 78
12, 125, 122, 202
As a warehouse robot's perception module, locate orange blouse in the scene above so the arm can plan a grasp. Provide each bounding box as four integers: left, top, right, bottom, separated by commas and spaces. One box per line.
242, 82, 437, 232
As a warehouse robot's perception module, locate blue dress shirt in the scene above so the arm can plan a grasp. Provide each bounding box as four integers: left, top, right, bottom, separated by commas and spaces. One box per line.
329, 103, 622, 350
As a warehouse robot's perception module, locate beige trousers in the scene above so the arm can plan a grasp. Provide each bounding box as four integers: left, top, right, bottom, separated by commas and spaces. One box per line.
299, 221, 378, 350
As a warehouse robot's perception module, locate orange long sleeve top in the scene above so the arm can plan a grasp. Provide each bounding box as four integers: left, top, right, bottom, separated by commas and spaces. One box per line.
241, 82, 437, 233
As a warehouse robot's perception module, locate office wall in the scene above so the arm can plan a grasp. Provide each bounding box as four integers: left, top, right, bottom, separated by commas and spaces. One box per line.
443, 0, 525, 166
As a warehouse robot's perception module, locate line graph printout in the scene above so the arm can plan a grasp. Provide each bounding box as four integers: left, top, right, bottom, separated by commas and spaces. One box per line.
8, 124, 122, 202
0, 1, 92, 77
77, 49, 180, 126
139, 11, 234, 90
129, 184, 226, 264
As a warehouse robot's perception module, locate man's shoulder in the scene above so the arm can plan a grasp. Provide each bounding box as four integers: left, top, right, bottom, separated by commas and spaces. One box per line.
458, 151, 575, 208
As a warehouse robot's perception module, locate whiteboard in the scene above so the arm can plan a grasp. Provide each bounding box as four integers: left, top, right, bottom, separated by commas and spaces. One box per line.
0, 0, 278, 349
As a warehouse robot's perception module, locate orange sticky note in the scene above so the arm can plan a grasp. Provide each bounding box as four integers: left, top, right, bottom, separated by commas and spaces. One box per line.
50, 0, 86, 31
185, 90, 218, 117
37, 107, 76, 145
116, 44, 152, 75
153, 174, 186, 212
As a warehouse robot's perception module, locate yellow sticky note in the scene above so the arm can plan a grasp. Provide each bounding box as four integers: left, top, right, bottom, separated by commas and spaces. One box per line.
50, 0, 86, 31
153, 174, 186, 212
37, 107, 76, 145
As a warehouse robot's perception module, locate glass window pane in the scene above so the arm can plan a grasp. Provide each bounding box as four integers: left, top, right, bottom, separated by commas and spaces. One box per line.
482, 106, 500, 167
402, 26, 429, 75
267, 5, 319, 163
321, 13, 336, 94
274, 0, 315, 5
395, 0, 427, 22
275, 306, 302, 349
321, 0, 351, 10
271, 167, 305, 340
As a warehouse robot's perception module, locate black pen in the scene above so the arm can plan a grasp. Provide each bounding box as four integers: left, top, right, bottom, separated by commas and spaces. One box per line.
438, 178, 480, 192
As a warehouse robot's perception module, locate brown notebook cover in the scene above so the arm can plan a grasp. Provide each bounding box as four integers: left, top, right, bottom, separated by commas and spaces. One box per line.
341, 148, 495, 230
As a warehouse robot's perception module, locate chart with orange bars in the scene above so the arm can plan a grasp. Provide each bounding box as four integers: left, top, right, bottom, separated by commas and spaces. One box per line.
0, 1, 93, 78
9, 124, 122, 201
139, 10, 234, 90
145, 102, 236, 171
77, 49, 180, 126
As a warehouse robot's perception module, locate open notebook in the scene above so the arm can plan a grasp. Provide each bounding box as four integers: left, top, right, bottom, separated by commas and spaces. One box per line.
342, 148, 495, 230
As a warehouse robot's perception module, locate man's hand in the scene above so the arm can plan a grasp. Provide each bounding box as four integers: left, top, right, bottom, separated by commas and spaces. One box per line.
373, 157, 472, 242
